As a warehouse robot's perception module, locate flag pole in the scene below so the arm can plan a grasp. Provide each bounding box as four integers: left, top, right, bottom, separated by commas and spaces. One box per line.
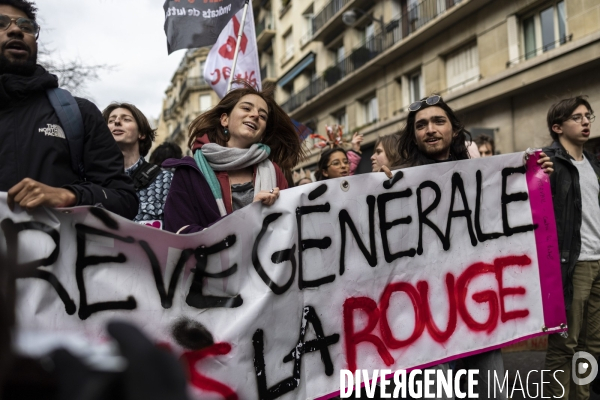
226, 0, 250, 93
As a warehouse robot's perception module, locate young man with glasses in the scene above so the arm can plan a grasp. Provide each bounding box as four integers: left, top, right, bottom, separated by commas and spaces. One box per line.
0, 0, 137, 218
542, 96, 600, 399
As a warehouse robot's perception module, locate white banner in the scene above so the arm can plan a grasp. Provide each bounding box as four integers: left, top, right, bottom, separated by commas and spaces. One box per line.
204, 1, 261, 98
6, 152, 565, 400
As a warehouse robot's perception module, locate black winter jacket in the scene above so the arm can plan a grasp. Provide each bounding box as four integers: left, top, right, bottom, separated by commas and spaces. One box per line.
0, 66, 138, 219
542, 141, 600, 309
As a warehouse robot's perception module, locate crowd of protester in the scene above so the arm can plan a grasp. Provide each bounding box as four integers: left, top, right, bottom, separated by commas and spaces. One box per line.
1, 0, 599, 399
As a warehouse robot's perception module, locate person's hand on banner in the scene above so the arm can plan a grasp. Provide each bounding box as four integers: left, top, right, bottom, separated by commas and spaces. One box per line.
7, 178, 76, 211
254, 187, 280, 206
538, 152, 554, 175
380, 165, 393, 179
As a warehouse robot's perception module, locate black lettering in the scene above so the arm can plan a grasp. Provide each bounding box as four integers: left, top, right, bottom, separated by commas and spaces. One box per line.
339, 196, 377, 275
186, 235, 243, 309
377, 187, 416, 262
253, 306, 340, 399
445, 173, 478, 249
282, 306, 339, 376
296, 204, 334, 289
383, 170, 404, 190
417, 181, 446, 254
253, 213, 296, 295
89, 207, 119, 230
475, 170, 504, 242
253, 329, 297, 400
1, 219, 75, 315
139, 241, 193, 309
501, 167, 537, 236
308, 183, 327, 200
75, 224, 137, 320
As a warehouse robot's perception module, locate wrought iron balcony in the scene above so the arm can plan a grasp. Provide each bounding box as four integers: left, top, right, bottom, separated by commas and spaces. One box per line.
282, 0, 462, 114
312, 0, 350, 35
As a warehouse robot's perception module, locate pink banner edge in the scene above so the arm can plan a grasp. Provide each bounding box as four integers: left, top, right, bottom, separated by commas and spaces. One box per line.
525, 151, 567, 330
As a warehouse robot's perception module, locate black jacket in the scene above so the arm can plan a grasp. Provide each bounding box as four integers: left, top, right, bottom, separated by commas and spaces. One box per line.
0, 66, 138, 219
542, 141, 600, 309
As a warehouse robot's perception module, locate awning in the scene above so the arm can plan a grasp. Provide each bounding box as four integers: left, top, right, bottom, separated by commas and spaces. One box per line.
278, 52, 315, 87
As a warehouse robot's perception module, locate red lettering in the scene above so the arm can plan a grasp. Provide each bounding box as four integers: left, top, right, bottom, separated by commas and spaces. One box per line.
418, 274, 457, 343
341, 255, 531, 374
181, 343, 238, 400
494, 255, 531, 322
343, 297, 394, 371
209, 69, 221, 85
456, 262, 499, 333
380, 282, 424, 349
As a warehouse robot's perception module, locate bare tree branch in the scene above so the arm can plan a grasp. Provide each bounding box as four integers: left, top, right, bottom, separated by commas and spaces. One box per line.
38, 43, 114, 98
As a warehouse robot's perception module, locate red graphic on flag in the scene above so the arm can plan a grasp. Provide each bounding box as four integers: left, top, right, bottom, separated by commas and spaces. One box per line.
218, 16, 247, 60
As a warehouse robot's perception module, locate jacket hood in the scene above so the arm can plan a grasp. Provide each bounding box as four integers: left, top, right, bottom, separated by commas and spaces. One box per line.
191, 134, 211, 152
0, 65, 58, 105
162, 156, 198, 170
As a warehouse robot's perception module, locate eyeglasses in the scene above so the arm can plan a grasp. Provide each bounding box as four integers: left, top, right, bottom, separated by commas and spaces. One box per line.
0, 15, 40, 38
568, 113, 595, 124
327, 159, 349, 168
408, 95, 441, 112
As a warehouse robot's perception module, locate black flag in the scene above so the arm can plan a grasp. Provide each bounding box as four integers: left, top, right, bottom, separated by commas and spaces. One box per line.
163, 0, 246, 55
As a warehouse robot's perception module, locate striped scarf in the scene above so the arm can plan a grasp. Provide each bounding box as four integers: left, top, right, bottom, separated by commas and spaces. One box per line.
193, 143, 276, 216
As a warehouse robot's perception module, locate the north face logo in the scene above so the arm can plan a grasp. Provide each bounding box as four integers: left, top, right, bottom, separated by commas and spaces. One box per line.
39, 124, 66, 139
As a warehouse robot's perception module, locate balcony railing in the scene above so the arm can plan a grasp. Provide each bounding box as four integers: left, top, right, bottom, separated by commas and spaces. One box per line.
179, 77, 210, 98
313, 0, 350, 34
282, 0, 461, 113
169, 124, 182, 142
163, 103, 177, 120
256, 15, 274, 37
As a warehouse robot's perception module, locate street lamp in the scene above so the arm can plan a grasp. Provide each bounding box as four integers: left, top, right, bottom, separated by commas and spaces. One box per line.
342, 8, 385, 33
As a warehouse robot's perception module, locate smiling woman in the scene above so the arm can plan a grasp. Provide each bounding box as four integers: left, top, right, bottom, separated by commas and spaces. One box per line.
163, 81, 304, 234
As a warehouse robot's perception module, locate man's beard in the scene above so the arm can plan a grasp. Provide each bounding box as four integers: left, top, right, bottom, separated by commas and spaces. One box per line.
0, 52, 37, 76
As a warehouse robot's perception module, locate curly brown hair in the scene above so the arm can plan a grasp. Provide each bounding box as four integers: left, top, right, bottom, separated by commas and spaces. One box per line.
102, 103, 156, 157
187, 81, 304, 170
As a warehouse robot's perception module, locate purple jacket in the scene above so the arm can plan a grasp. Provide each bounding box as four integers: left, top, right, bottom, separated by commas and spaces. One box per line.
162, 156, 289, 234
162, 157, 222, 234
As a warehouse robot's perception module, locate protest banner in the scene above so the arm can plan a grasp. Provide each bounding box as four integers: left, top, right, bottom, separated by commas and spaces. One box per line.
163, 0, 245, 54
204, 0, 260, 97
5, 151, 565, 399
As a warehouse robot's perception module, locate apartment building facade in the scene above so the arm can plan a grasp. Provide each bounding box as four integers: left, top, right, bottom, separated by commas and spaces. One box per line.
257, 0, 600, 172
154, 48, 220, 154
157, 0, 600, 173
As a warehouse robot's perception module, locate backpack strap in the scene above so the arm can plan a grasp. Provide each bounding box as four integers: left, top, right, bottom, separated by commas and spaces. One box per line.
46, 88, 86, 181
131, 160, 162, 191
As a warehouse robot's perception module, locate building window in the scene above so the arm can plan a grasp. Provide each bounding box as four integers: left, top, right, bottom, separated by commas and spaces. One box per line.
446, 42, 479, 91
283, 30, 294, 63
409, 71, 422, 103
199, 94, 211, 112
334, 108, 348, 136
336, 45, 345, 64
199, 60, 206, 77
522, 1, 566, 60
362, 95, 378, 125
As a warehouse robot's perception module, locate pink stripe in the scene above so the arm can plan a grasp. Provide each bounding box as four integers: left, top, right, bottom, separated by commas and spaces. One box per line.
525, 151, 567, 329
315, 330, 559, 400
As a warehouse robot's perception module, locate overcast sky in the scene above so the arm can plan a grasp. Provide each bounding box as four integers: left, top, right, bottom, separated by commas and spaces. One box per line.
36, 0, 186, 120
